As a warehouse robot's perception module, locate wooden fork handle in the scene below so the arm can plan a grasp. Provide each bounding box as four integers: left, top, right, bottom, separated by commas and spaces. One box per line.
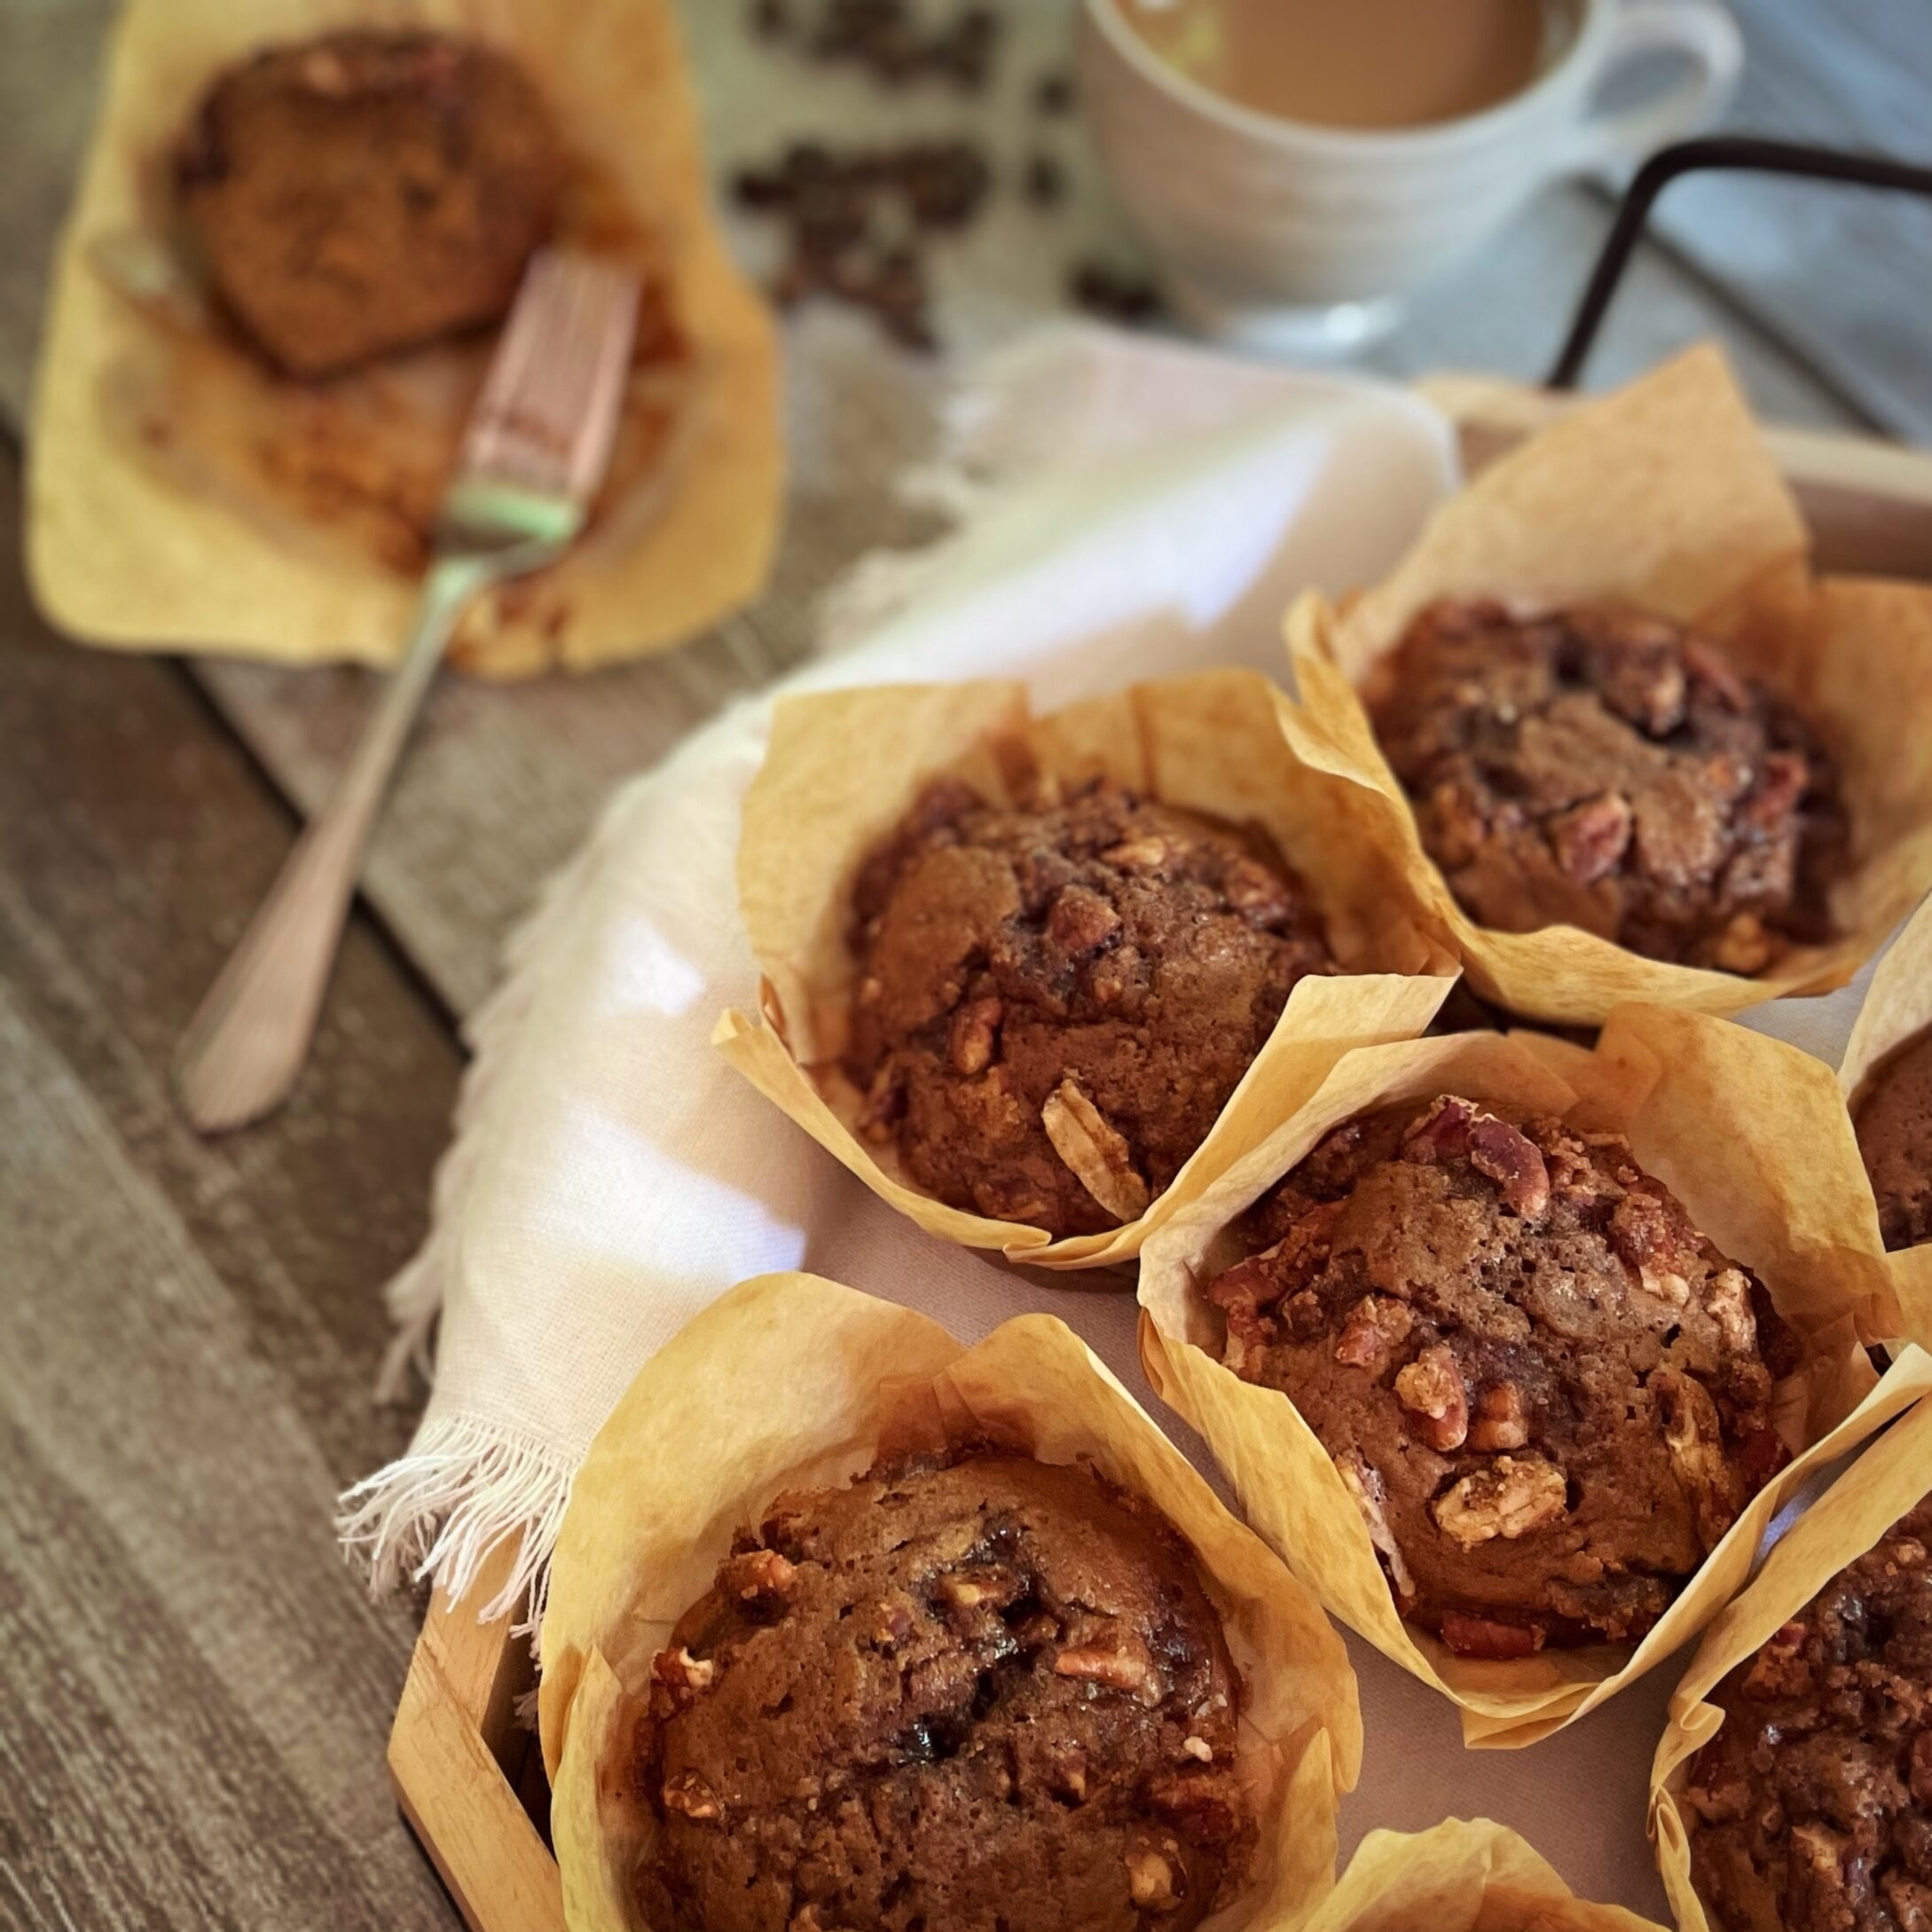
174, 554, 496, 1135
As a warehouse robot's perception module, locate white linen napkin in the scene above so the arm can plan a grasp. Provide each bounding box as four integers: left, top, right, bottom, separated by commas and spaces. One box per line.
338, 325, 1457, 1619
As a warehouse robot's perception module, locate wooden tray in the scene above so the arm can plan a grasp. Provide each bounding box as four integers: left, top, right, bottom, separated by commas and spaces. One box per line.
384, 381, 1932, 1932
389, 1541, 563, 1932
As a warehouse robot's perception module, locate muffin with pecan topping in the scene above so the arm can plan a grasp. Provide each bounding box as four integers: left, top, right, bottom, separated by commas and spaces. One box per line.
634, 1449, 1257, 1932
1857, 1029, 1932, 1253
842, 775, 1335, 1237
1682, 1496, 1932, 1932
1367, 599, 1846, 975
1202, 1095, 1798, 1657
179, 29, 562, 377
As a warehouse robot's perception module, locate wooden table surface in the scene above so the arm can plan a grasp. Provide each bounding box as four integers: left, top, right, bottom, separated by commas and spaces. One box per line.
0, 4, 1926, 1928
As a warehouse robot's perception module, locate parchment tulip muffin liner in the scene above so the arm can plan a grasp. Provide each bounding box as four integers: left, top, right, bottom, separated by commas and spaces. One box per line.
537, 1272, 1363, 1932
714, 669, 1457, 1271
1650, 1378, 1932, 1932
1138, 1003, 1924, 1747
1273, 345, 1932, 1027
1841, 891, 1932, 1344
1307, 1817, 1666, 1932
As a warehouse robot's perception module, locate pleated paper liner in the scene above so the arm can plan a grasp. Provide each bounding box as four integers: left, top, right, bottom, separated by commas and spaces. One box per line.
1309, 1818, 1666, 1932
714, 669, 1459, 1273
30, 0, 782, 677
1840, 889, 1932, 1347
537, 1272, 1363, 1932
1650, 1380, 1932, 1932
1138, 1004, 1917, 1748
1273, 345, 1932, 1026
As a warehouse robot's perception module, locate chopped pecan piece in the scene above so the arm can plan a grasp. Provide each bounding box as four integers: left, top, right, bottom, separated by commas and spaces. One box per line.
1608, 1184, 1694, 1305
1103, 836, 1171, 872
1334, 1295, 1415, 1373
650, 1645, 716, 1706
1466, 1115, 1551, 1218
1547, 792, 1634, 883
721, 1548, 797, 1603
662, 1771, 722, 1821
1439, 1611, 1545, 1660
1182, 1735, 1213, 1763
938, 1564, 1020, 1612
1432, 1456, 1567, 1549
946, 995, 1003, 1075
1125, 1844, 1182, 1912
1143, 1766, 1245, 1844
1466, 1381, 1531, 1453
1336, 1449, 1416, 1599
1656, 1370, 1742, 1551
1704, 1266, 1758, 1355
1041, 1077, 1151, 1222
1223, 855, 1293, 924
1054, 1640, 1160, 1702
1401, 1095, 1474, 1164
1033, 1745, 1085, 1804
1045, 884, 1120, 953
1394, 1344, 1470, 1451
1710, 910, 1775, 976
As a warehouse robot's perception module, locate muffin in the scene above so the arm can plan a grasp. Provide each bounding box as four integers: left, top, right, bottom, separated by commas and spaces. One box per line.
178, 29, 562, 378
1366, 598, 1846, 975
842, 774, 1336, 1237
1681, 1496, 1932, 1932
1201, 1094, 1798, 1657
1856, 1030, 1932, 1253
633, 1449, 1258, 1932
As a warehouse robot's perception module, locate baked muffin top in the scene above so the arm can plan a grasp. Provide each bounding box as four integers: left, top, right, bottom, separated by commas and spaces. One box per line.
842, 774, 1335, 1236
1683, 1497, 1932, 1932
1367, 599, 1845, 973
1857, 1029, 1932, 1253
179, 29, 562, 377
1203, 1096, 1798, 1657
634, 1451, 1257, 1932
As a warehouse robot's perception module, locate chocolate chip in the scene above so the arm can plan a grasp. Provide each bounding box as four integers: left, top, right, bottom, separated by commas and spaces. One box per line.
1070, 260, 1164, 325
1033, 70, 1074, 114
1024, 153, 1064, 207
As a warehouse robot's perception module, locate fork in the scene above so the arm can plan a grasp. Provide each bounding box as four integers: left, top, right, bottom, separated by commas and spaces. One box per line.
176, 249, 640, 1134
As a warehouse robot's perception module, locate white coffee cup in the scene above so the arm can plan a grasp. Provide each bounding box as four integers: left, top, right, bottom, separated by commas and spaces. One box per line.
1079, 0, 1743, 352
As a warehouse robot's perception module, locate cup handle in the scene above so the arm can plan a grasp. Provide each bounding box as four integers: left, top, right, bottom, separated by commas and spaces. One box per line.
1558, 0, 1744, 175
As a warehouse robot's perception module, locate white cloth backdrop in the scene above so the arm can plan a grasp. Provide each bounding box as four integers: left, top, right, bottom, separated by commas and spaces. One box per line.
340, 325, 1882, 1918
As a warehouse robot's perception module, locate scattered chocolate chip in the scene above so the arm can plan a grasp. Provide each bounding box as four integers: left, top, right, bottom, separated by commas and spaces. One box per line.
1070, 260, 1165, 326
1033, 69, 1074, 114
1024, 153, 1064, 207
759, 0, 1008, 93
736, 136, 994, 349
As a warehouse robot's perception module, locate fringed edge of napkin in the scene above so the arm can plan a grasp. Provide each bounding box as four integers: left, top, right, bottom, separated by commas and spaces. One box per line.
333, 763, 651, 1630
336, 1414, 577, 1631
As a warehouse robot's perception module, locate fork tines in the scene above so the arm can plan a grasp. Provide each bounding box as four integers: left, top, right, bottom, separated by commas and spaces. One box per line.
458, 248, 641, 505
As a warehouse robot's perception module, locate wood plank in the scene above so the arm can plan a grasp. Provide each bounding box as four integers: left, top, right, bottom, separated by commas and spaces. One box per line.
0, 993, 459, 1932
389, 1546, 563, 1932
0, 440, 466, 1928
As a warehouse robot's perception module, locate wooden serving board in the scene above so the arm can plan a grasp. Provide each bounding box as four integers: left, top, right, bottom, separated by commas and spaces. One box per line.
382, 383, 1932, 1932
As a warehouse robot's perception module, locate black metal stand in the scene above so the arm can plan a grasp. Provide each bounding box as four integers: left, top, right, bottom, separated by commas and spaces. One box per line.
1547, 136, 1932, 390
